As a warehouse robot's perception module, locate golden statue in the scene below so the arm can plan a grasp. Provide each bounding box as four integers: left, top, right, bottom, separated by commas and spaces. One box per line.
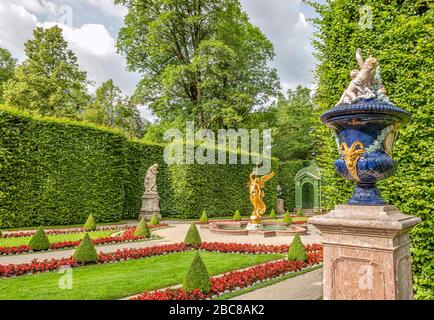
248, 169, 276, 227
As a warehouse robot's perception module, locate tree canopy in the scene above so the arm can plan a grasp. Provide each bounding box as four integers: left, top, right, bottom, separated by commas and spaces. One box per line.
116, 0, 279, 129
0, 48, 17, 103
3, 26, 89, 119
83, 79, 144, 138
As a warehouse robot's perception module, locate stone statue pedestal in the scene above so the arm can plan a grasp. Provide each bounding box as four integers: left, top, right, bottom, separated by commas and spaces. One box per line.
308, 205, 420, 300
139, 191, 161, 221
276, 199, 285, 215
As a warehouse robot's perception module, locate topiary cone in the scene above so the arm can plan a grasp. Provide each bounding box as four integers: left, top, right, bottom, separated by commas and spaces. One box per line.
283, 210, 292, 224
184, 223, 202, 246
199, 210, 208, 223
149, 213, 160, 225
233, 210, 241, 221
288, 233, 307, 261
269, 209, 277, 219
74, 233, 98, 264
83, 213, 96, 231
28, 226, 50, 251
183, 252, 211, 293
134, 217, 151, 237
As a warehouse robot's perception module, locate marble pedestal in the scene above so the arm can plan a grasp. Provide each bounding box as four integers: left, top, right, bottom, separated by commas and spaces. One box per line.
308, 205, 420, 300
276, 199, 285, 215
139, 191, 161, 221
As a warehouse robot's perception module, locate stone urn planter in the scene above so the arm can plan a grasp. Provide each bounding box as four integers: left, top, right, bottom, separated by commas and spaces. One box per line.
320, 98, 411, 205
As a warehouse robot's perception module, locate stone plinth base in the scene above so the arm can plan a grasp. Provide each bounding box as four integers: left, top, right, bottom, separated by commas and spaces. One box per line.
139, 192, 161, 221
308, 205, 420, 300
276, 199, 285, 214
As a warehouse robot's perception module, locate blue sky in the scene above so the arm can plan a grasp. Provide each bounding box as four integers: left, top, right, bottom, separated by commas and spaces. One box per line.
0, 0, 322, 120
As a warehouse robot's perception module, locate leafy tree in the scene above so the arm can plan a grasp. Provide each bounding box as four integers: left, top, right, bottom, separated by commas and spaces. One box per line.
272, 86, 316, 210
74, 233, 98, 264
307, 0, 433, 299
28, 227, 50, 251
84, 79, 143, 138
0, 48, 17, 103
3, 26, 89, 118
273, 86, 316, 161
84, 79, 123, 126
116, 0, 278, 129
183, 252, 211, 293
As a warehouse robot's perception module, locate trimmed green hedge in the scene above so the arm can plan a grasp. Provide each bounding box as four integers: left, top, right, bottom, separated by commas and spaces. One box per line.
276, 160, 307, 211
168, 161, 278, 218
0, 107, 126, 227
0, 106, 278, 227
308, 0, 434, 299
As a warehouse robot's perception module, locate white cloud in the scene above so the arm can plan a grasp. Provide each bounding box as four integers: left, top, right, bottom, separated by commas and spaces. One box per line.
239, 0, 316, 90
0, 3, 147, 118
83, 0, 127, 18
0, 2, 38, 59
39, 21, 140, 96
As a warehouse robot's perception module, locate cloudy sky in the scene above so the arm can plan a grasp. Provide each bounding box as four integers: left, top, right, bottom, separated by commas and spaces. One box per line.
0, 0, 320, 120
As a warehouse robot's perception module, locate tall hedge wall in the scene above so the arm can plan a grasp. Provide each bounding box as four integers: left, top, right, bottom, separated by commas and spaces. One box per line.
276, 160, 308, 211
308, 0, 433, 299
168, 161, 278, 218
0, 106, 278, 226
0, 108, 127, 227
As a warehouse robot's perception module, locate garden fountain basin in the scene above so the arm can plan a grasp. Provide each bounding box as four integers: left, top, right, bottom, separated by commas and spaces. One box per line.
203, 221, 307, 238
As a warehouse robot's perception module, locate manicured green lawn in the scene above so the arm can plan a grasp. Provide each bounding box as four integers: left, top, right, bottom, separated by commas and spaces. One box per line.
0, 251, 283, 300
0, 231, 114, 247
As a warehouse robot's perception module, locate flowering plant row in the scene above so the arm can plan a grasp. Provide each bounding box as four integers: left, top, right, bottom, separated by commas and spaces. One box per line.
0, 225, 168, 256
0, 242, 322, 278
132, 254, 322, 300
0, 223, 168, 238
198, 242, 321, 254
0, 243, 188, 277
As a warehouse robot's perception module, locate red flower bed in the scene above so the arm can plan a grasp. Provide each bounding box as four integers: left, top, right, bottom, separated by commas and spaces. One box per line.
0, 243, 188, 277
0, 224, 168, 256
132, 251, 322, 300
199, 242, 288, 254
0, 242, 322, 278
1, 223, 168, 239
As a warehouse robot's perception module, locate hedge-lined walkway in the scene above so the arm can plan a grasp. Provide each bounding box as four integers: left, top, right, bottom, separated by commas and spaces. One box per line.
0, 222, 321, 265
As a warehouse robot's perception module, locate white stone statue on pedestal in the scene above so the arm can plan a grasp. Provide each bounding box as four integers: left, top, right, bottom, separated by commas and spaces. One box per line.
139, 163, 161, 221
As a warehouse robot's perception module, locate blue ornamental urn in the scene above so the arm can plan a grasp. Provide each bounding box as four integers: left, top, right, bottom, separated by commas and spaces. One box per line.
321, 99, 411, 205
321, 49, 411, 205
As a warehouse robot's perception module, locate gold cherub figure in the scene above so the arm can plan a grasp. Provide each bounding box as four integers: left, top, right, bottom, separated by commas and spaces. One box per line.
248, 168, 276, 225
